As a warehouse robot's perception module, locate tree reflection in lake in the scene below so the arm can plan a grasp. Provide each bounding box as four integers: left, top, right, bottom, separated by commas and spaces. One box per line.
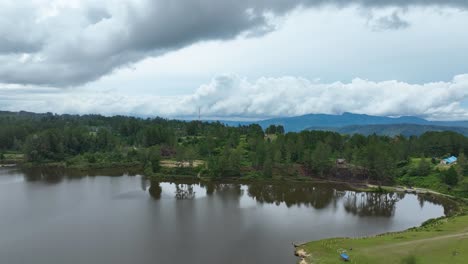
417, 193, 458, 216
211, 183, 241, 200
205, 182, 215, 196
343, 192, 400, 217
148, 181, 162, 200
246, 183, 344, 209
19, 166, 140, 184
141, 177, 148, 191
148, 181, 406, 217
21, 167, 66, 183
175, 184, 196, 200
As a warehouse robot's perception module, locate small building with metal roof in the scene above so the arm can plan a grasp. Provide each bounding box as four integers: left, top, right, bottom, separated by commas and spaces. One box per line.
441, 156, 457, 165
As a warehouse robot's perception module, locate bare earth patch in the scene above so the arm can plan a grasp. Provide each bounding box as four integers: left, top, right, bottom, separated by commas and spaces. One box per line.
160, 160, 204, 168
295, 248, 312, 264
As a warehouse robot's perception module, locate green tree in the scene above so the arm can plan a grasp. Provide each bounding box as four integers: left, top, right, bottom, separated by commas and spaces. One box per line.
443, 167, 459, 186
185, 147, 197, 167
228, 148, 242, 176
356, 140, 397, 183
461, 181, 468, 192
95, 128, 116, 151
23, 130, 64, 162
276, 125, 285, 135
302, 148, 313, 174
0, 152, 4, 161
417, 156, 431, 176
148, 147, 161, 173
457, 152, 468, 176
265, 125, 276, 135
175, 146, 186, 167
311, 142, 332, 176
265, 125, 284, 135
144, 161, 154, 175
263, 155, 273, 178
251, 139, 266, 168
85, 153, 97, 163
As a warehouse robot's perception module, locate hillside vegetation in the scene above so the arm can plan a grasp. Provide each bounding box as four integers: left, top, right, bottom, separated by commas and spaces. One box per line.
0, 111, 467, 195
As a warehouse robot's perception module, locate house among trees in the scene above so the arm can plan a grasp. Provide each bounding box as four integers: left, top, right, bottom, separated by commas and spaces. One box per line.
441, 156, 457, 165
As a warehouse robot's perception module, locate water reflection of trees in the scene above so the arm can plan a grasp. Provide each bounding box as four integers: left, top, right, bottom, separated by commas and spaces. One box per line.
174, 184, 196, 200
343, 192, 400, 217
246, 183, 341, 209
147, 181, 452, 217
21, 167, 66, 183
20, 167, 139, 184
148, 181, 162, 200
148, 181, 243, 201
417, 193, 458, 216
205, 183, 241, 200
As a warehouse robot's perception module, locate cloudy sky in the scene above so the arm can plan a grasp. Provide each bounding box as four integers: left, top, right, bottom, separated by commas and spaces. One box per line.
1, 0, 468, 120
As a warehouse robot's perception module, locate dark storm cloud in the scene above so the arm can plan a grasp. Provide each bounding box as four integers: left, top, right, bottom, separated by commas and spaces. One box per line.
0, 0, 466, 87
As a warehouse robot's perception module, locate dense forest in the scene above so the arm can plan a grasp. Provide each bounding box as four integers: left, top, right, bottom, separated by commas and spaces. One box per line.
0, 111, 467, 192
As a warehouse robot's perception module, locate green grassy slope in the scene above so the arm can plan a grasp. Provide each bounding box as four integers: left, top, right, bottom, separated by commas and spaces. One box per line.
298, 215, 468, 264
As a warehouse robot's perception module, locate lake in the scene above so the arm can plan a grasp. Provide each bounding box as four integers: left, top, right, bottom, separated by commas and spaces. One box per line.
0, 166, 452, 263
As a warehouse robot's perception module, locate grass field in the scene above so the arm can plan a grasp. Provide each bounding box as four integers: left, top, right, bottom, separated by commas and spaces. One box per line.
297, 215, 468, 264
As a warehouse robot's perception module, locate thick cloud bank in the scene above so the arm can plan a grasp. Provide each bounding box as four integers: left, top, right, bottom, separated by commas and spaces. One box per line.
1, 74, 467, 120
1, 0, 468, 86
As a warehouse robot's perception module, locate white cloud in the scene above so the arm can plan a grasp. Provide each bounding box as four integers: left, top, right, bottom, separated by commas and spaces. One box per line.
1, 74, 467, 120
1, 0, 468, 86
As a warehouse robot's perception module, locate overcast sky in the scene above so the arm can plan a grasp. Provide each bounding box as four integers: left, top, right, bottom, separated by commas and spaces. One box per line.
1, 0, 468, 120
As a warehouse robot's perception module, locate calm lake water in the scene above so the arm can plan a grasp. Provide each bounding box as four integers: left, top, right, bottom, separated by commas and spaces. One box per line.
0, 166, 452, 263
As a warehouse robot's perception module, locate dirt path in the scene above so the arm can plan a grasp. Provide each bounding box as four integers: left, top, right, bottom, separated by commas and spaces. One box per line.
368, 232, 468, 251
366, 184, 459, 199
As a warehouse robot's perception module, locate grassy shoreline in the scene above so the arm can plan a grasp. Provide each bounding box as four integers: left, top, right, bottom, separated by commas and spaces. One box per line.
296, 213, 468, 264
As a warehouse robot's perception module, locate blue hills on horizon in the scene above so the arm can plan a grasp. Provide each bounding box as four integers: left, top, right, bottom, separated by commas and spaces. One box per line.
3, 110, 468, 137
218, 112, 468, 136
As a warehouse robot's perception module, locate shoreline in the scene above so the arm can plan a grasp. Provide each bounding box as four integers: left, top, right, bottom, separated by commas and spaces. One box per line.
7, 162, 461, 198
295, 213, 468, 264
294, 199, 468, 264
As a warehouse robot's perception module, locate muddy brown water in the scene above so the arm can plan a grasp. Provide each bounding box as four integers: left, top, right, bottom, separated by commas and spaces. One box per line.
0, 167, 451, 263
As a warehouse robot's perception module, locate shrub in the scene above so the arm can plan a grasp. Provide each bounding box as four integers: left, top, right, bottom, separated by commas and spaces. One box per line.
417, 157, 431, 176
400, 255, 417, 264
85, 153, 97, 163
443, 167, 459, 186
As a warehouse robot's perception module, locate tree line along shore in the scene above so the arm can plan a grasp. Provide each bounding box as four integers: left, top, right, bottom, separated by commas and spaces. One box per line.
0, 111, 467, 198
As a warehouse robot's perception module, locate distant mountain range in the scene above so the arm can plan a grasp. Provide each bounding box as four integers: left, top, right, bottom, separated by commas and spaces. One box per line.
219, 112, 468, 136
315, 124, 468, 137
2, 110, 468, 137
